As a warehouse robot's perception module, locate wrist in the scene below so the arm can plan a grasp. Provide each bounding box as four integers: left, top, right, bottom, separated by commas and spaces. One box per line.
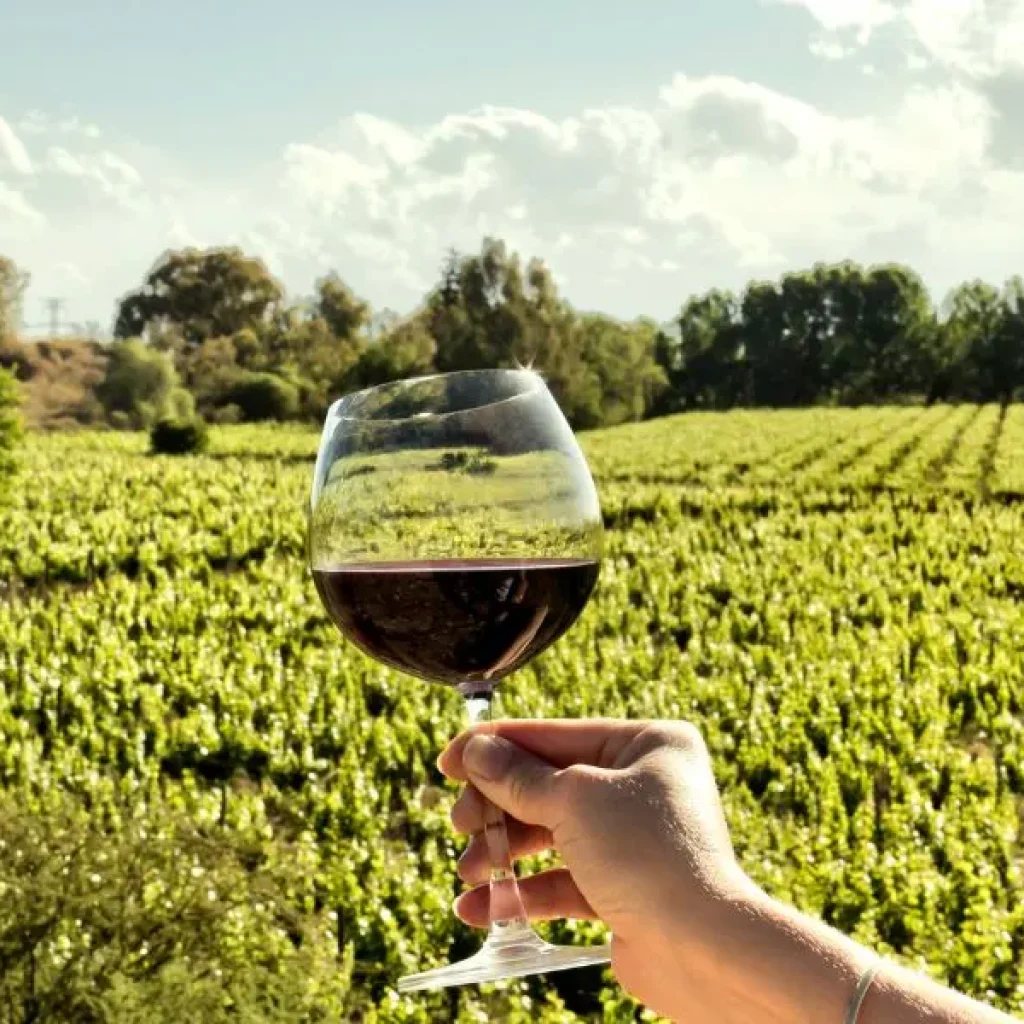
681, 883, 873, 1024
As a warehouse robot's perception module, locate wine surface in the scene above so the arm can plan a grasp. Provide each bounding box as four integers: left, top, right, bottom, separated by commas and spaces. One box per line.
312, 558, 599, 689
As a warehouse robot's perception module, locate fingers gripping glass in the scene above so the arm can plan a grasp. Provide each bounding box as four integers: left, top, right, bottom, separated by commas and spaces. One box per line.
309, 369, 610, 992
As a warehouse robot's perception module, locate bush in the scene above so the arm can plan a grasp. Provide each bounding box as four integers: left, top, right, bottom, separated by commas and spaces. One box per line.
150, 415, 209, 455
228, 372, 299, 422
98, 340, 178, 428
0, 792, 351, 1023
0, 366, 23, 476
210, 402, 242, 425
162, 386, 195, 420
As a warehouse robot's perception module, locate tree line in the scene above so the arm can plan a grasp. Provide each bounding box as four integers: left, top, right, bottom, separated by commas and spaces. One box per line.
1, 242, 1023, 432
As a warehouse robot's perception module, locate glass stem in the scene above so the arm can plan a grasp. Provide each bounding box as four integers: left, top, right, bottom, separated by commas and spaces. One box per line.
464, 691, 534, 944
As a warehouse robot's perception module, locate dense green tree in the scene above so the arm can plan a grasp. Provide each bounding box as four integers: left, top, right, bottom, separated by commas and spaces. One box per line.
428, 240, 575, 375
942, 278, 1024, 404
575, 315, 667, 427
855, 264, 938, 400
313, 271, 370, 341
667, 263, 946, 410
352, 316, 437, 389
667, 290, 746, 409
114, 247, 284, 347
425, 239, 666, 426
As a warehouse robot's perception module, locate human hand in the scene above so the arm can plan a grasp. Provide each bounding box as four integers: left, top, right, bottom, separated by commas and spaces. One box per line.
437, 719, 758, 1019
440, 720, 1019, 1024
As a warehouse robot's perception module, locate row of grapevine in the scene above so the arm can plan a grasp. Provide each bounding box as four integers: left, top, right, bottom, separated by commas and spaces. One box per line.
4, 453, 1024, 1014
4, 411, 1024, 1019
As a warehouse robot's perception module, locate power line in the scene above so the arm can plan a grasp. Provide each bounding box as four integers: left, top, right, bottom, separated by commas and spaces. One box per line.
43, 297, 66, 337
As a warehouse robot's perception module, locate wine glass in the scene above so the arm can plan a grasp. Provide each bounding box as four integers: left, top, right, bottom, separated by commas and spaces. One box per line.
308, 368, 609, 992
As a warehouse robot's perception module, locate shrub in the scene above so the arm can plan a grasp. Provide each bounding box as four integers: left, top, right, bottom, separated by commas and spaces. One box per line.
150, 415, 209, 455
228, 372, 299, 422
97, 339, 177, 428
210, 402, 242, 425
0, 792, 351, 1023
0, 366, 23, 476
162, 386, 196, 420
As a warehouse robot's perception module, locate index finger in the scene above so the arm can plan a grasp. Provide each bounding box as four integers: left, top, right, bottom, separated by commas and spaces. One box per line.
437, 718, 654, 781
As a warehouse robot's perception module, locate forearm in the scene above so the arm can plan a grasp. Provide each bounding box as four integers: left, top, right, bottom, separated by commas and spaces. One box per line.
861, 957, 1016, 1024
693, 888, 1016, 1024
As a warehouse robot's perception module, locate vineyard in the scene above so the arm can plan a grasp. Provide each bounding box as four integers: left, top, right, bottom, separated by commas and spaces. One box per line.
4, 404, 1024, 1021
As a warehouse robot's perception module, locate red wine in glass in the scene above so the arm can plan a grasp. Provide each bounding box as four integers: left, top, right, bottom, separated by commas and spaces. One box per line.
313, 558, 599, 692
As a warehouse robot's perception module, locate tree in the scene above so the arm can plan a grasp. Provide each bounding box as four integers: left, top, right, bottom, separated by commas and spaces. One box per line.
96, 339, 178, 428
352, 316, 436, 389
269, 312, 364, 411
942, 280, 1012, 402
743, 264, 862, 406
576, 315, 667, 428
856, 264, 938, 400
426, 239, 605, 422
0, 256, 29, 344
314, 271, 369, 341
428, 240, 574, 373
669, 289, 746, 409
114, 247, 284, 348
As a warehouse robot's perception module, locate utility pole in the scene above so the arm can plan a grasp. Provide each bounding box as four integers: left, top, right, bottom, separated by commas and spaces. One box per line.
43, 297, 66, 338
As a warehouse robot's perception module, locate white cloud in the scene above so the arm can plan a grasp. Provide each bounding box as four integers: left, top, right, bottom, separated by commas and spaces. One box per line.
17, 112, 101, 139
776, 0, 1024, 75
770, 0, 894, 38
0, 118, 33, 175
0, 182, 44, 225
811, 38, 855, 60
2, 22, 1022, 334
47, 146, 85, 176
52, 261, 89, 285
45, 143, 147, 210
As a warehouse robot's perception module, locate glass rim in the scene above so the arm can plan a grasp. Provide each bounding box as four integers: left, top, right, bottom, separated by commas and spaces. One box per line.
325, 367, 545, 425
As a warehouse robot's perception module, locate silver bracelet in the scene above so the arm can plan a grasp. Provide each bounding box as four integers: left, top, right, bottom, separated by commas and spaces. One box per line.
845, 961, 883, 1024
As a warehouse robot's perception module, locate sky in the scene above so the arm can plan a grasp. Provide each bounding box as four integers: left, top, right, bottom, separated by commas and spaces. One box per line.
1, 0, 1023, 334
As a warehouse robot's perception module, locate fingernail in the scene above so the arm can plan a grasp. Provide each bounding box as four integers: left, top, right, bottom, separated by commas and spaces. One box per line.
463, 734, 514, 782
452, 892, 469, 921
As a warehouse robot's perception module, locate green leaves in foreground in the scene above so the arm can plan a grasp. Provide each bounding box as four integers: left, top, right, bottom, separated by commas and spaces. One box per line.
0, 791, 351, 1024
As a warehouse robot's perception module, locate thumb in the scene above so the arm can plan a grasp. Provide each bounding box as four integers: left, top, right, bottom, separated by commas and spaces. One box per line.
462, 734, 565, 828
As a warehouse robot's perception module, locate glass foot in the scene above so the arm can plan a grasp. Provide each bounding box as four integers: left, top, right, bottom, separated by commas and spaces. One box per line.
397, 924, 612, 993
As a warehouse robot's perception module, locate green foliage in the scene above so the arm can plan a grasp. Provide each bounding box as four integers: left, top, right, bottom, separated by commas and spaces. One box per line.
353, 317, 437, 389
0, 791, 350, 1023
314, 270, 370, 341
424, 239, 665, 428
97, 340, 178, 428
2, 412, 1024, 1020
101, 237, 1024, 429
150, 415, 210, 455
210, 402, 243, 425
228, 372, 299, 422
114, 247, 284, 347
0, 366, 22, 476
